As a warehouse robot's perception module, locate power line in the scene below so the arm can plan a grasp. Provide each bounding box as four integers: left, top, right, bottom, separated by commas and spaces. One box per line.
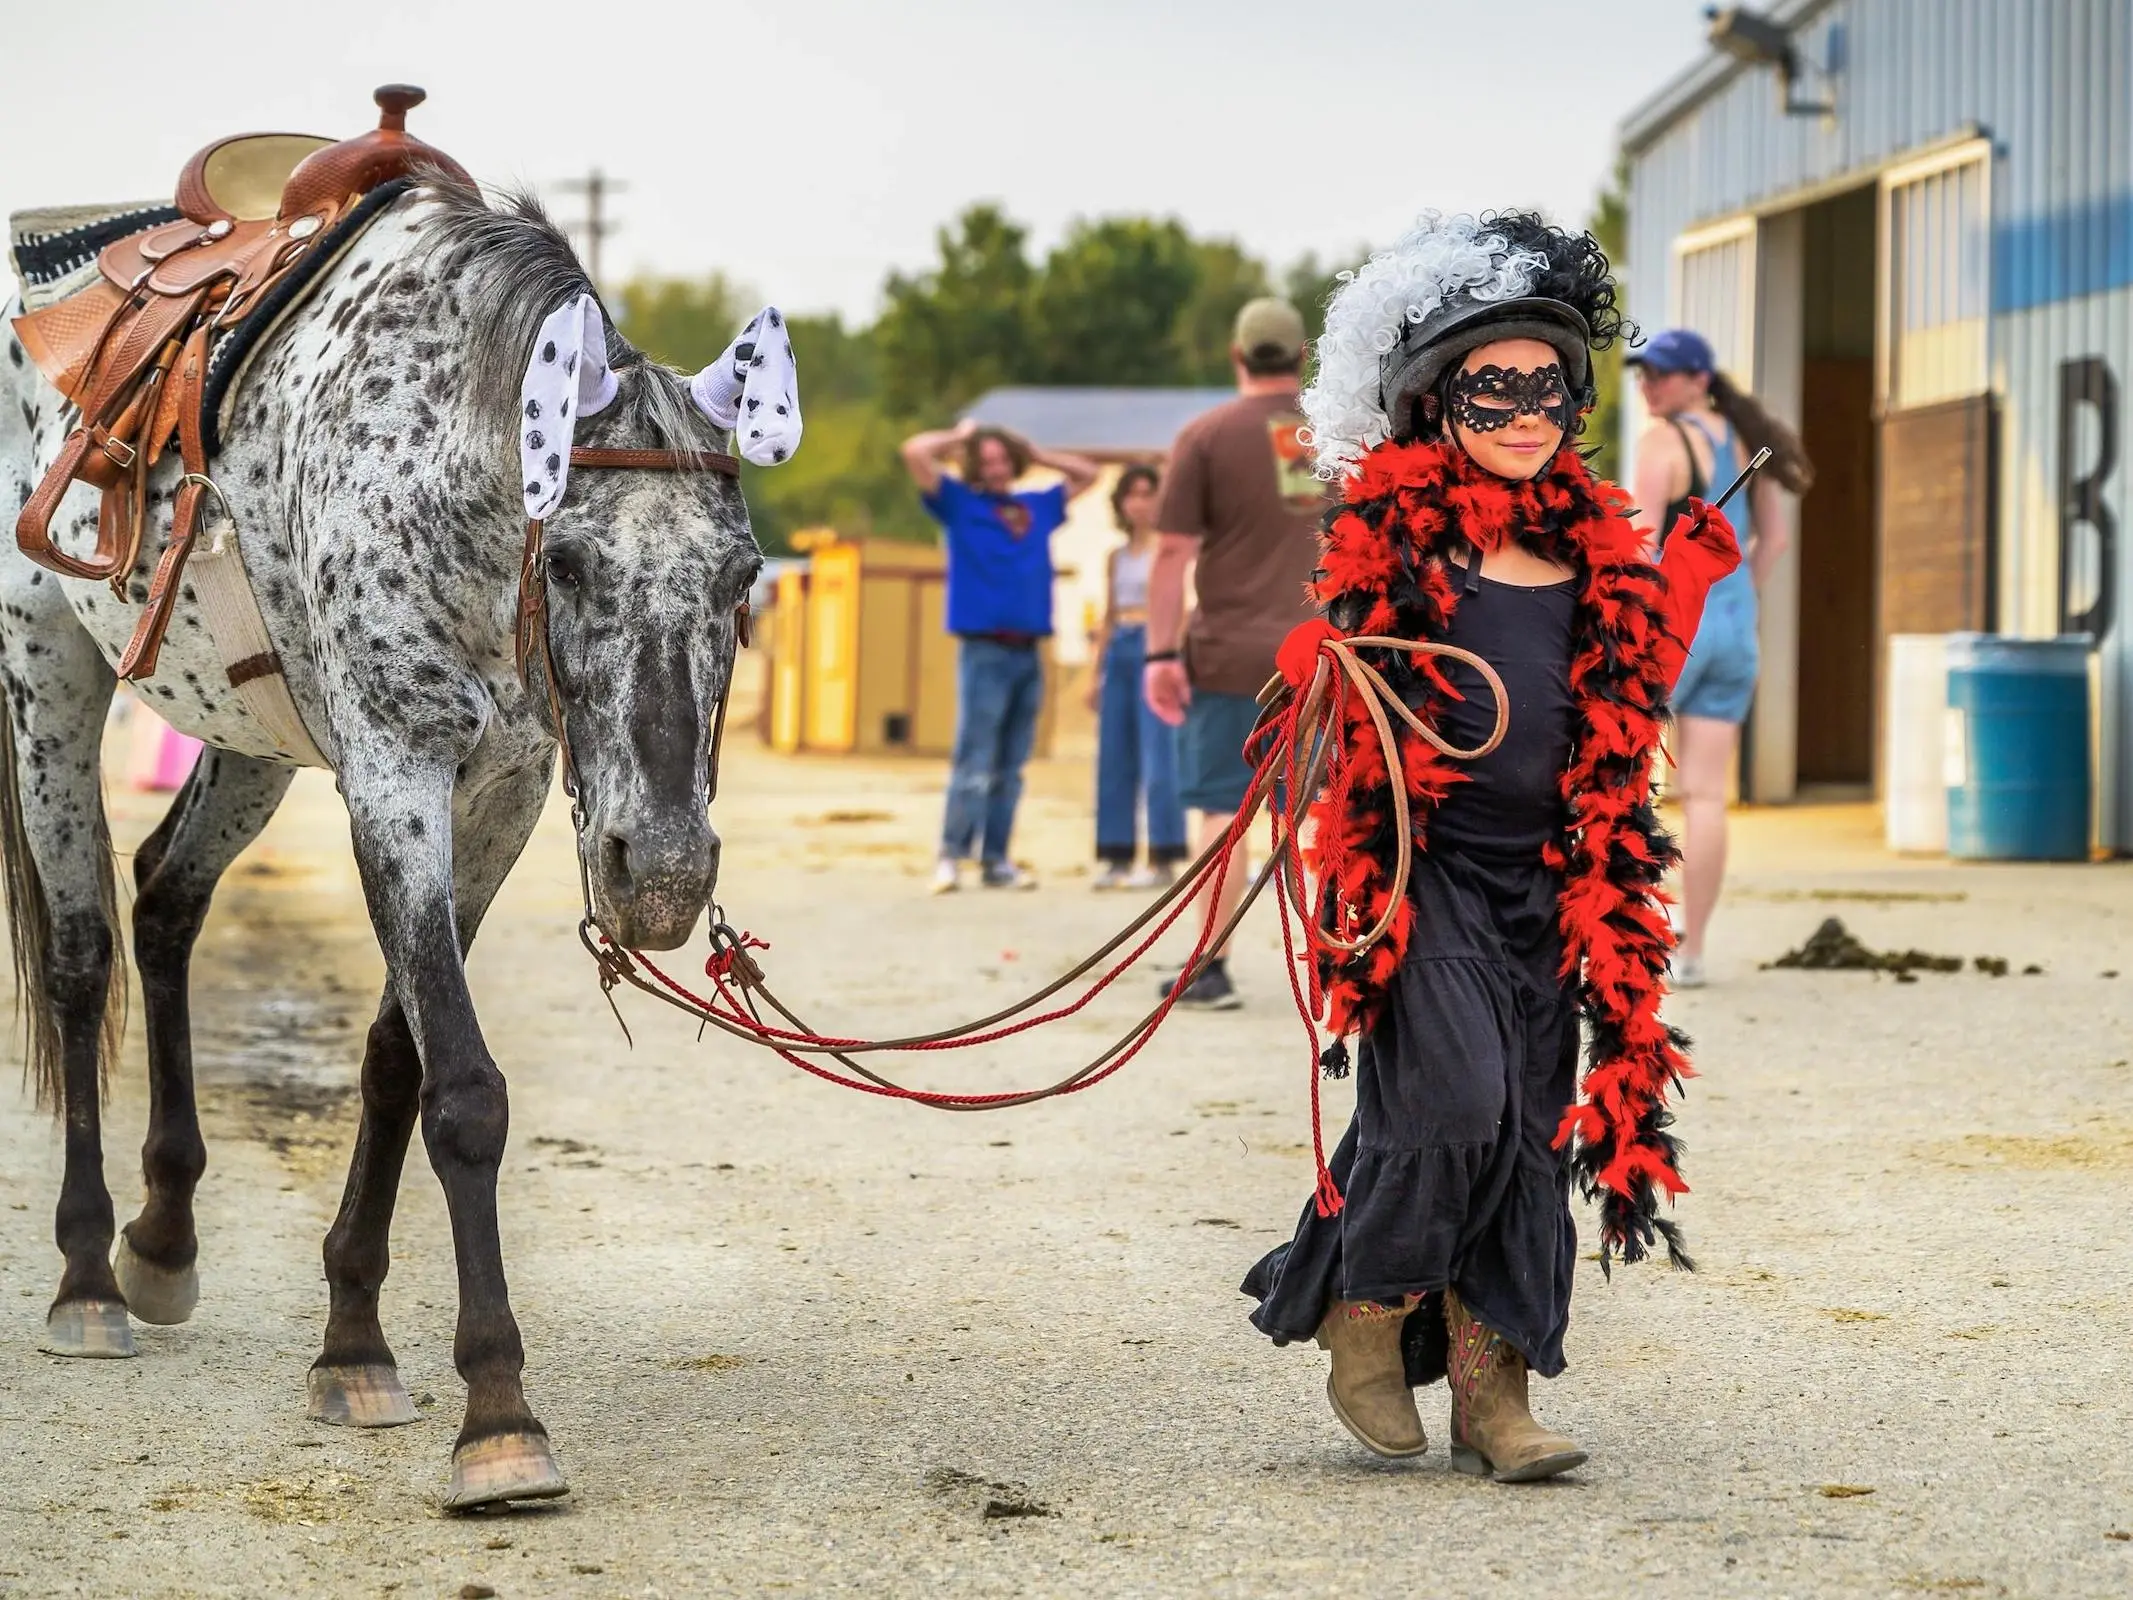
555, 168, 627, 287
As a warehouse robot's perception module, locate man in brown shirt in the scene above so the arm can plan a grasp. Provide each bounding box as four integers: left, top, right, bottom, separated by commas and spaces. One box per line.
1144, 297, 1327, 1009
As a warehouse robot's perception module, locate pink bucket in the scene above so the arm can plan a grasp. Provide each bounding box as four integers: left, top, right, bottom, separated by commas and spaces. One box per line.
128, 717, 203, 792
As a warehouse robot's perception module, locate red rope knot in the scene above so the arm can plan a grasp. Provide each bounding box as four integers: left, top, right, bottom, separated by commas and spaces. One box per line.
706, 928, 771, 989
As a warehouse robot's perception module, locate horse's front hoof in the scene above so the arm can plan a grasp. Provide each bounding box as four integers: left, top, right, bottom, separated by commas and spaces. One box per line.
444, 1431, 570, 1512
308, 1363, 423, 1428
41, 1300, 136, 1358
113, 1234, 199, 1326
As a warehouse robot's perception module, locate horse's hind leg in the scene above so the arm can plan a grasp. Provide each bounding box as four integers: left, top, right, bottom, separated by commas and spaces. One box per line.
114, 750, 294, 1323
0, 599, 129, 1356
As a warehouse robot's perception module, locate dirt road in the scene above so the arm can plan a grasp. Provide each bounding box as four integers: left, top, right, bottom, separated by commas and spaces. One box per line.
3, 732, 2131, 1598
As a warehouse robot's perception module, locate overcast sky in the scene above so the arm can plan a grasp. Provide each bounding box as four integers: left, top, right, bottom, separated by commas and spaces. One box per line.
5, 0, 1711, 323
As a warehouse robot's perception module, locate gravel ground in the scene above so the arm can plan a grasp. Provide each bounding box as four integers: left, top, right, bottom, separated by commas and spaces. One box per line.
2, 729, 2131, 1599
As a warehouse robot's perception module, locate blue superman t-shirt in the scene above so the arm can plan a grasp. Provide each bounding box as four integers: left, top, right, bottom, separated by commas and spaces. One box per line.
922, 475, 1067, 637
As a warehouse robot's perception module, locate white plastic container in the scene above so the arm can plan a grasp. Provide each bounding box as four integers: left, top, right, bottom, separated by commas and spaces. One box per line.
1883, 633, 1949, 854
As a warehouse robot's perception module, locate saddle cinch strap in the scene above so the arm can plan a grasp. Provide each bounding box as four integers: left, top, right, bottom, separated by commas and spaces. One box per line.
10, 85, 470, 683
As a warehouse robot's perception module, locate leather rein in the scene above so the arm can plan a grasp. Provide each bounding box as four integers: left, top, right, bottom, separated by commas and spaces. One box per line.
515, 445, 751, 857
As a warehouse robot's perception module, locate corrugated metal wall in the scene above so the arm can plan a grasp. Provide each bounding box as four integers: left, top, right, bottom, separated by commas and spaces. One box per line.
1625, 0, 2133, 847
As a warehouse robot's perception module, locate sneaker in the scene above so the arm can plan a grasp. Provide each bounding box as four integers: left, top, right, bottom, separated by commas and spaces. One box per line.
980, 862, 1039, 891
1092, 864, 1133, 892
1672, 954, 1707, 990
929, 859, 961, 896
1160, 961, 1243, 1011
1124, 864, 1174, 891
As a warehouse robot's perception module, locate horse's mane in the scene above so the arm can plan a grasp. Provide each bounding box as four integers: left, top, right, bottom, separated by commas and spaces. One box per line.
413, 172, 711, 455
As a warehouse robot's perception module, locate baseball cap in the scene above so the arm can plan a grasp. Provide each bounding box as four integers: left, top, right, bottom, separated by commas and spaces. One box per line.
1624, 327, 1717, 374
1233, 297, 1306, 362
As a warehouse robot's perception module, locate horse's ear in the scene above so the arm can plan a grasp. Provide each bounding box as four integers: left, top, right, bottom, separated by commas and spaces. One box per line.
689, 306, 802, 467
519, 293, 619, 519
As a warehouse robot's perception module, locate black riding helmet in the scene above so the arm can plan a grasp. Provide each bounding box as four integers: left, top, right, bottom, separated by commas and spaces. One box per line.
1380, 295, 1594, 444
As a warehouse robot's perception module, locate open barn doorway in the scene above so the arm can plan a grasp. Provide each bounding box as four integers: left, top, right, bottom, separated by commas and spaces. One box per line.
1792, 185, 1880, 792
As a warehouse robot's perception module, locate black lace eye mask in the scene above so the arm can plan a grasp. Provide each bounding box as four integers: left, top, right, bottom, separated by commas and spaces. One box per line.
1447, 362, 1573, 435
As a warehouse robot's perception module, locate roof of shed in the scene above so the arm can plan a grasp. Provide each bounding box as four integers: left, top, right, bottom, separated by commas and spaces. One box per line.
959, 387, 1235, 457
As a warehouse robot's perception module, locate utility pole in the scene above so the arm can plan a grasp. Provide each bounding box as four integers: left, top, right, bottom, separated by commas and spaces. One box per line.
555, 168, 626, 287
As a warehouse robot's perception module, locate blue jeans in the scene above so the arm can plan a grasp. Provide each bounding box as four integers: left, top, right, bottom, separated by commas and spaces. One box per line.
1094, 625, 1187, 865
940, 637, 1045, 864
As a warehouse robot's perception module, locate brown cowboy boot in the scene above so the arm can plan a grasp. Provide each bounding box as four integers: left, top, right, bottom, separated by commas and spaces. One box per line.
1314, 1298, 1427, 1458
1444, 1289, 1587, 1482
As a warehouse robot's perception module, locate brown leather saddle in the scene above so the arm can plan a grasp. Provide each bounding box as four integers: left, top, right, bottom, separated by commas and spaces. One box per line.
10, 85, 469, 680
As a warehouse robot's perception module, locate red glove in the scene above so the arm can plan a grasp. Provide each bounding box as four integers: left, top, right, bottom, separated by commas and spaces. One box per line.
1276, 618, 1343, 689
1653, 498, 1744, 692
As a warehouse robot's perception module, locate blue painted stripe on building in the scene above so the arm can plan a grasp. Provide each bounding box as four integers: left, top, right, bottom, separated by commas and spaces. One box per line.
1993, 194, 2133, 314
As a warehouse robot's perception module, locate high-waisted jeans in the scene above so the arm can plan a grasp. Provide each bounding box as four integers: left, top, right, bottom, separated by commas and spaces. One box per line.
1094, 624, 1186, 865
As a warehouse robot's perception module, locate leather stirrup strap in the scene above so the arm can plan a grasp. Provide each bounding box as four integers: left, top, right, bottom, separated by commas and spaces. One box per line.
14, 285, 209, 583
13, 429, 108, 580
117, 325, 215, 680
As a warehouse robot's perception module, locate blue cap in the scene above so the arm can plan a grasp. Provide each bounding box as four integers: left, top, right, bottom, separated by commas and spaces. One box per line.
1625, 327, 1716, 374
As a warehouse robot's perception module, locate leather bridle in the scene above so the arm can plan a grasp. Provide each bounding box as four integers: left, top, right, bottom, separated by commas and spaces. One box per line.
514, 444, 752, 836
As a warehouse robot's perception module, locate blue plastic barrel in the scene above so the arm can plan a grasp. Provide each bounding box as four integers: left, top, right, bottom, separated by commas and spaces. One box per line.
1944, 633, 2091, 861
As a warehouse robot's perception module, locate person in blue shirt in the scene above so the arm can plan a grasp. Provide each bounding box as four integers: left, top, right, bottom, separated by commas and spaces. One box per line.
901, 419, 1100, 892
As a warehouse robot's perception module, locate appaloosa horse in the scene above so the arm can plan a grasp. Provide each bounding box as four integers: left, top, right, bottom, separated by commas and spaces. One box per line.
0, 180, 770, 1506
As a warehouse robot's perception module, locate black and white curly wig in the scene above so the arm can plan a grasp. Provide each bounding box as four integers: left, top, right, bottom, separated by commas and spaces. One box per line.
1301, 210, 1630, 478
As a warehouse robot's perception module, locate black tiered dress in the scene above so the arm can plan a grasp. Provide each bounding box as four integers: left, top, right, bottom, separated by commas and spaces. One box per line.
1243, 558, 1583, 1384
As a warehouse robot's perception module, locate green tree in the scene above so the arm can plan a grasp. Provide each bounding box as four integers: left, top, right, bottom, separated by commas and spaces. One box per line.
874, 204, 1036, 420
783, 312, 880, 407
1281, 250, 1352, 344
1170, 238, 1271, 384
1585, 153, 1632, 481
740, 317, 918, 551
611, 273, 753, 372
1026, 217, 1206, 385
613, 208, 1392, 550
743, 399, 928, 550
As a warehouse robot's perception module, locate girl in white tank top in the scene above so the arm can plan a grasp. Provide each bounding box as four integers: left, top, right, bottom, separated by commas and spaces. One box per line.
1091, 465, 1186, 887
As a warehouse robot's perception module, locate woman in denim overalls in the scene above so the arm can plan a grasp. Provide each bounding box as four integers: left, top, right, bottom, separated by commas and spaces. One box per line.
1629, 328, 1815, 987
1088, 465, 1187, 889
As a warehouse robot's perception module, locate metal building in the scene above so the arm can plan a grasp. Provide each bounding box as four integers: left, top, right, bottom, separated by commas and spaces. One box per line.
1621, 0, 2132, 848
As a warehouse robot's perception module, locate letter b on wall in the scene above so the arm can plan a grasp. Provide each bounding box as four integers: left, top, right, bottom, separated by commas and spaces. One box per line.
2059, 356, 2119, 641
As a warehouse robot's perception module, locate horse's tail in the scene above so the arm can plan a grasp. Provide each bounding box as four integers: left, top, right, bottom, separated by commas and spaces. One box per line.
0, 703, 123, 1112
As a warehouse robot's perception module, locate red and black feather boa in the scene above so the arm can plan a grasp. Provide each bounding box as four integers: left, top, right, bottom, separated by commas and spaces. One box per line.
1306, 439, 1695, 1272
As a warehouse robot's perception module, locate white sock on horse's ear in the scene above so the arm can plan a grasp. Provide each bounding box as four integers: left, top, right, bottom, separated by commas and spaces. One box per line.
690, 306, 802, 466
519, 293, 618, 519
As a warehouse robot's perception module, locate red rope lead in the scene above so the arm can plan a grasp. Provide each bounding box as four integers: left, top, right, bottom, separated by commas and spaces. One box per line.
624, 792, 1252, 1111
617, 742, 1265, 1088
582, 634, 1460, 1214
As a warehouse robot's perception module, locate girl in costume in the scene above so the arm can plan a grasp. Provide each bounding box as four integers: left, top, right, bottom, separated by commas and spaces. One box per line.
1243, 212, 1742, 1482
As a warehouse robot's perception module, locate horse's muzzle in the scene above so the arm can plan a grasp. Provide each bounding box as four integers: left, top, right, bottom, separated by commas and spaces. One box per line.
592, 817, 719, 950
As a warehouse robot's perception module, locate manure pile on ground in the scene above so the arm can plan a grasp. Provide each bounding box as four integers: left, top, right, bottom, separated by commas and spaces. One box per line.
1764, 917, 2031, 983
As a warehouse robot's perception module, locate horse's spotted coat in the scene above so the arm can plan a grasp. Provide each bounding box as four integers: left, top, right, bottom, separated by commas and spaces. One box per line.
0, 182, 763, 1484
